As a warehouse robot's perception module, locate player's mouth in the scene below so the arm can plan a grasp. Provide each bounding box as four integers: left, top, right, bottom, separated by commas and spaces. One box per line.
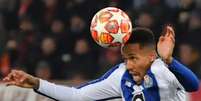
129, 71, 143, 84
129, 71, 140, 76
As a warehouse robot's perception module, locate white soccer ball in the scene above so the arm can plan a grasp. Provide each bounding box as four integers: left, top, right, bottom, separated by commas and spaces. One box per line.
90, 7, 132, 48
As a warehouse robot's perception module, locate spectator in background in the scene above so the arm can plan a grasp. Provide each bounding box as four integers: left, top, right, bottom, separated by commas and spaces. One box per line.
164, 0, 180, 9
5, 39, 19, 68
179, 41, 201, 79
0, 14, 7, 49
189, 10, 201, 36
188, 10, 201, 30
35, 61, 52, 80
69, 15, 88, 39
187, 10, 201, 43
0, 39, 17, 78
49, 19, 76, 79
98, 47, 121, 75
18, 0, 33, 17
0, 35, 23, 78
136, 12, 161, 39
66, 38, 98, 80
137, 12, 154, 28
17, 16, 41, 73
41, 0, 65, 27
19, 16, 34, 32
22, 36, 63, 79
179, 0, 195, 10
64, 0, 101, 21
175, 0, 196, 34
36, 36, 62, 79
1, 0, 19, 31
17, 0, 66, 32
178, 9, 201, 50
50, 19, 74, 54
50, 19, 65, 35
131, 0, 148, 10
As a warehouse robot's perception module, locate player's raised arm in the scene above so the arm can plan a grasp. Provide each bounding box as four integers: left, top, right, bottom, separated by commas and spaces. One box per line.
2, 64, 124, 101
157, 26, 199, 92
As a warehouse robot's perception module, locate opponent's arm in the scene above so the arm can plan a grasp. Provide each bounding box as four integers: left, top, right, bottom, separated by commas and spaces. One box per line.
157, 26, 199, 92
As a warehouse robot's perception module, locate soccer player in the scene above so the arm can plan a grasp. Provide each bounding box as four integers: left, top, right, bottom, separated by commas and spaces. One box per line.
2, 26, 199, 101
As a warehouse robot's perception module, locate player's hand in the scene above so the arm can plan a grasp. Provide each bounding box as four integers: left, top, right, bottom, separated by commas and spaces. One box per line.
2, 70, 39, 89
157, 26, 175, 64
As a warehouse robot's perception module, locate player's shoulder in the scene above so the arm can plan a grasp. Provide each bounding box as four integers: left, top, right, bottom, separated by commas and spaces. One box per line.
104, 63, 127, 79
150, 58, 178, 81
97, 63, 127, 91
76, 63, 126, 89
151, 58, 168, 72
150, 58, 173, 78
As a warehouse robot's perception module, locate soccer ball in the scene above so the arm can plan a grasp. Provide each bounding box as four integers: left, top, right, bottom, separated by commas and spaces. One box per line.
90, 7, 132, 48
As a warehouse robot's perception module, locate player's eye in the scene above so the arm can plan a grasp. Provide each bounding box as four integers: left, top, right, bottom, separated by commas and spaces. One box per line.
128, 56, 137, 60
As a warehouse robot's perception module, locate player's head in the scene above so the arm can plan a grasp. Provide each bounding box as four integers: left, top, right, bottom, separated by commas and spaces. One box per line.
121, 27, 157, 84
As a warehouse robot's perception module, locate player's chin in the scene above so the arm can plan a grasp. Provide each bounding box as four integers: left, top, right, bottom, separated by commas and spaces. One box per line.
132, 75, 143, 85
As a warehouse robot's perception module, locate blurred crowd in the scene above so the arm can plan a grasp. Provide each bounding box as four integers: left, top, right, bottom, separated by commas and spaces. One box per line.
0, 0, 200, 83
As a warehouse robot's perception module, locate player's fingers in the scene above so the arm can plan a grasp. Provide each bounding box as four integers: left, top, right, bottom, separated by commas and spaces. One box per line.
14, 70, 29, 83
10, 70, 20, 78
4, 77, 25, 86
166, 27, 171, 37
6, 82, 23, 87
166, 28, 175, 43
3, 70, 23, 81
169, 35, 175, 43
5, 81, 18, 86
166, 26, 175, 37
161, 26, 167, 36
159, 36, 165, 41
9, 71, 25, 83
3, 77, 9, 81
3, 72, 15, 81
13, 70, 22, 77
15, 70, 25, 76
19, 75, 27, 83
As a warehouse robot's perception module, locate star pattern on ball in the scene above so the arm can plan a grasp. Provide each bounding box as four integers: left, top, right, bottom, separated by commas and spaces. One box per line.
111, 33, 127, 43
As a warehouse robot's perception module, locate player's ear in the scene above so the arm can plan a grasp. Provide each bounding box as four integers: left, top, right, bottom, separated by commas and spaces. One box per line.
120, 44, 126, 55
149, 51, 157, 62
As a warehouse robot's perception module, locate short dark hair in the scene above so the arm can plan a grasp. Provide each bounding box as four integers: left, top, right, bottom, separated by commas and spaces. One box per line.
125, 27, 156, 49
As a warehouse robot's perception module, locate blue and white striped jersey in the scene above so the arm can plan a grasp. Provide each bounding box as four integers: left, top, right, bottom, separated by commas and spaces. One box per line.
35, 58, 199, 101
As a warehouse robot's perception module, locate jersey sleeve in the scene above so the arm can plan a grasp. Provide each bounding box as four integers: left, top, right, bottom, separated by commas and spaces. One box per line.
34, 64, 126, 101
151, 58, 199, 92
168, 58, 199, 92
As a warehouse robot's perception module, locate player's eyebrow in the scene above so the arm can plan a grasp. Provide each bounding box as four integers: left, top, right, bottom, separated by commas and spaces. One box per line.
122, 53, 137, 58
127, 53, 137, 56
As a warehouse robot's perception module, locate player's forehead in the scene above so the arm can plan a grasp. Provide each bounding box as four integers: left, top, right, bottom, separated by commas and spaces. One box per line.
121, 43, 141, 56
